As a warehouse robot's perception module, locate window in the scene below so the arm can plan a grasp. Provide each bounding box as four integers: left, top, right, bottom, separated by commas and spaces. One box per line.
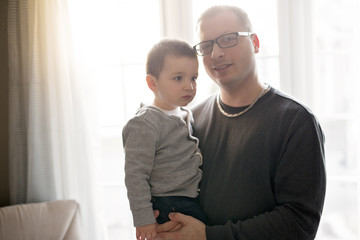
312, 0, 360, 239
69, 0, 162, 239
93, 1, 162, 238
68, 0, 360, 239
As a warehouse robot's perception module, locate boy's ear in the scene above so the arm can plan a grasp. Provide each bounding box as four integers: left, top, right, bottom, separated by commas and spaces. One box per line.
146, 74, 157, 92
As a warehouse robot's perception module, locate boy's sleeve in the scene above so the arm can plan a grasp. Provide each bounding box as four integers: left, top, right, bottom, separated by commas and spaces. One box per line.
123, 117, 158, 227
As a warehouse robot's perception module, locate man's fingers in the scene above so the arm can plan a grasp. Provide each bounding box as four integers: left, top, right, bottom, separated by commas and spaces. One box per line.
169, 212, 190, 224
156, 219, 179, 232
153, 210, 160, 219
169, 222, 182, 231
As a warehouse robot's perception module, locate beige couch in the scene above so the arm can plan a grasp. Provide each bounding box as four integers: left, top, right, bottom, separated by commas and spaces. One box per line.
0, 200, 83, 240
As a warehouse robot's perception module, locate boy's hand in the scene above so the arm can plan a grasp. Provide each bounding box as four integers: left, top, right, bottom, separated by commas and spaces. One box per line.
136, 223, 157, 240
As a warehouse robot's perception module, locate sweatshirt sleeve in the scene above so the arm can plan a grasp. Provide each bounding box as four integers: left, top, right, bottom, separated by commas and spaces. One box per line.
206, 111, 326, 240
123, 116, 158, 227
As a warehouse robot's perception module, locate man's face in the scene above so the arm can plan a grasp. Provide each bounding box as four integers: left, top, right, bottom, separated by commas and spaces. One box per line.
198, 10, 259, 89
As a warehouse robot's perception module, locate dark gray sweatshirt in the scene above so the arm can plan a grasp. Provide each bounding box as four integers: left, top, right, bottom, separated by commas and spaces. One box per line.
192, 87, 326, 240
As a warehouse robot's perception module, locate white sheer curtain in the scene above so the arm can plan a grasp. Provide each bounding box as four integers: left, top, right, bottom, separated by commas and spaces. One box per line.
8, 0, 106, 239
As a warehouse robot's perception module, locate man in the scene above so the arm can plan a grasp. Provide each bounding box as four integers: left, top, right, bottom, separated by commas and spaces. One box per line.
156, 5, 326, 240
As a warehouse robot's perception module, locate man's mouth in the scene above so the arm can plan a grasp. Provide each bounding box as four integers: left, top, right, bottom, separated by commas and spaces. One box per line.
213, 64, 231, 71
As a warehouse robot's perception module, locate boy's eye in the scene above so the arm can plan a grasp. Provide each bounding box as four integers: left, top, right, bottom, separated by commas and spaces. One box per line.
174, 76, 182, 81
192, 76, 198, 81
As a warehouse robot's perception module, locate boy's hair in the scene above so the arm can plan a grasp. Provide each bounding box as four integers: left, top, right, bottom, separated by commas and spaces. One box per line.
146, 39, 197, 78
196, 5, 253, 32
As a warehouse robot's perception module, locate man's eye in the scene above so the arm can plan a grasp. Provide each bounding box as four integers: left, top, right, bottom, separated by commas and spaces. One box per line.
200, 43, 212, 52
222, 35, 236, 42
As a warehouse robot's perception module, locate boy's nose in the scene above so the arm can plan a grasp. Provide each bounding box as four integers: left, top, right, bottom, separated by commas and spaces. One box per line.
184, 81, 195, 90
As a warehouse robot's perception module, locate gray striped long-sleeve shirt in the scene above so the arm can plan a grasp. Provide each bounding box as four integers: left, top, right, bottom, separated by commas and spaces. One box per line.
123, 106, 203, 227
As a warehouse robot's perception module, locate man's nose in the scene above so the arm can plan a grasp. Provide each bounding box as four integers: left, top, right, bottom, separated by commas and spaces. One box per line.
211, 42, 225, 59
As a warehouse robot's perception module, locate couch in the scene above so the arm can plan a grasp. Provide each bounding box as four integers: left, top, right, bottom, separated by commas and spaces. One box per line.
0, 200, 83, 240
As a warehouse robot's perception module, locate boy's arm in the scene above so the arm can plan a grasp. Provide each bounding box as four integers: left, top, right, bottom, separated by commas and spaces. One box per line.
123, 117, 158, 227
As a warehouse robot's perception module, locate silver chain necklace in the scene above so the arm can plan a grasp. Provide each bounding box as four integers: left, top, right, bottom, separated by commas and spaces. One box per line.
216, 84, 270, 118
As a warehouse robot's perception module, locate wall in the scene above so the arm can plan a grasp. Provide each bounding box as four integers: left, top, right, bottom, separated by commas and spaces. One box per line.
0, 0, 10, 206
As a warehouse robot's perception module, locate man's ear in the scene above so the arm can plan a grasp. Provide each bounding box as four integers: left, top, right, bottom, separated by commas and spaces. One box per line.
252, 34, 260, 53
146, 74, 157, 92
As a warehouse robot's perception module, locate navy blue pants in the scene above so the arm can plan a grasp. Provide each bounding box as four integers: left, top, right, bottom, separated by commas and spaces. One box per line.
152, 196, 207, 224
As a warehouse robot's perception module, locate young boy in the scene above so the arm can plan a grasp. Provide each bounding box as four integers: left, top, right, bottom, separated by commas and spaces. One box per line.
123, 39, 206, 240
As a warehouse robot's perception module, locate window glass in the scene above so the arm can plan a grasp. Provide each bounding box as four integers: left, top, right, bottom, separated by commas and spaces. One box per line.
313, 0, 360, 239
313, 0, 360, 115
69, 0, 161, 238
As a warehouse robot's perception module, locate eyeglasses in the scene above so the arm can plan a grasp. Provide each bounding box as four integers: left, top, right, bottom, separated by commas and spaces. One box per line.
193, 32, 253, 56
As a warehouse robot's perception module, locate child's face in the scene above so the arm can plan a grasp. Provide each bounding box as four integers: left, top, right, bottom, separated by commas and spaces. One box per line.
151, 55, 198, 110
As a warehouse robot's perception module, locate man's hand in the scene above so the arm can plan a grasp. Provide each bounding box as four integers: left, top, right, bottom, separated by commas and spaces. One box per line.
154, 210, 182, 233
155, 213, 206, 240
